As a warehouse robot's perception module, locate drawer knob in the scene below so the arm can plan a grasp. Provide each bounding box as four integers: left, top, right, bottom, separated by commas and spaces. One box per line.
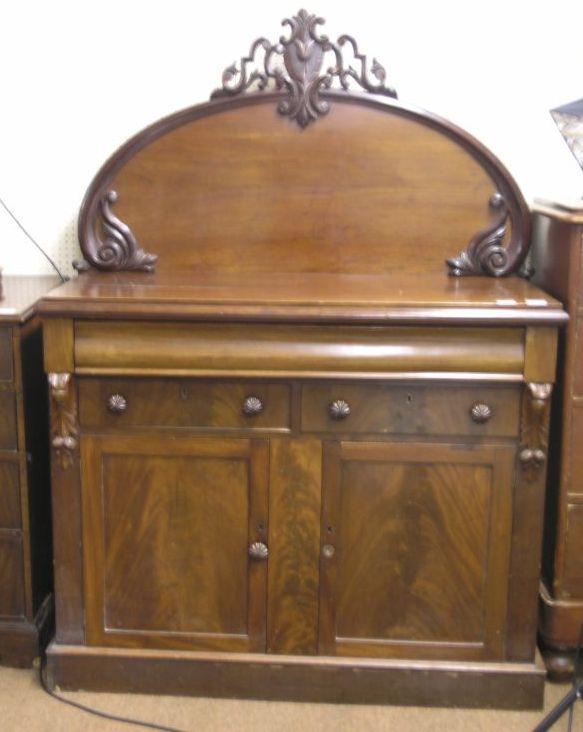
243, 395, 264, 416
248, 542, 269, 560
470, 402, 492, 424
329, 399, 351, 420
107, 393, 127, 414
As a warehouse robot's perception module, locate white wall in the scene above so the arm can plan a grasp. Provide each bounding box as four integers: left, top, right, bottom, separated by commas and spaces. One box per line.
1, 0, 583, 275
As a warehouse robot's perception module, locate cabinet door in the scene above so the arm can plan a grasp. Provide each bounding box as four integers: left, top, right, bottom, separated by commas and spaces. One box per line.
319, 441, 514, 661
82, 435, 268, 652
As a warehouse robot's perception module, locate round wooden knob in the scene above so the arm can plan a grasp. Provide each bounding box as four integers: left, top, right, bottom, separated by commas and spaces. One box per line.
470, 402, 492, 424
243, 396, 264, 416
329, 399, 351, 420
107, 393, 127, 414
248, 542, 269, 560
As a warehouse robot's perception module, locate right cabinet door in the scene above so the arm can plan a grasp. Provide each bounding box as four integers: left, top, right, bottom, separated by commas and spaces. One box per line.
319, 441, 515, 661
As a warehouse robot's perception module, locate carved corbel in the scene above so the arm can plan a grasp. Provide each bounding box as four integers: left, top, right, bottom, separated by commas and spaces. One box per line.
49, 373, 78, 470
519, 382, 552, 481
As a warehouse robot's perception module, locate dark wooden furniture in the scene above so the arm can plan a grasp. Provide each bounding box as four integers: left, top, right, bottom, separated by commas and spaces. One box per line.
531, 200, 583, 678
40, 10, 566, 709
0, 275, 58, 666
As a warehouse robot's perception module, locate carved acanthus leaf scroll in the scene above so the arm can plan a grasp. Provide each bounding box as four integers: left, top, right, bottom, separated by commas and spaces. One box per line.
211, 9, 397, 128
49, 372, 78, 470
519, 382, 552, 481
447, 193, 513, 277
77, 191, 157, 273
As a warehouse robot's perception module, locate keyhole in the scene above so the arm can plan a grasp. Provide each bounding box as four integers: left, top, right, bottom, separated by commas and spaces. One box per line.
406, 393, 413, 404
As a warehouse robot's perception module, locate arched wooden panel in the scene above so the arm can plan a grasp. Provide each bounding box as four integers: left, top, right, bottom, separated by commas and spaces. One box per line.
78, 92, 529, 278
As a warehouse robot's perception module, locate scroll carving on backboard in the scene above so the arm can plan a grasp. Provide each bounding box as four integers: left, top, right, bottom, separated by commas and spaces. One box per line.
211, 8, 397, 128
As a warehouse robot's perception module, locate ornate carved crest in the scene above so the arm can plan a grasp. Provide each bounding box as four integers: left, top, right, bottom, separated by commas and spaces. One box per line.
519, 382, 552, 481
447, 193, 513, 277
211, 9, 397, 128
75, 191, 157, 273
49, 372, 78, 470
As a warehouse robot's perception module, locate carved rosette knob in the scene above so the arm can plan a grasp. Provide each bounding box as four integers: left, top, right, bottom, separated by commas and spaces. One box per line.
242, 396, 264, 416
519, 448, 546, 468
470, 402, 493, 424
248, 542, 269, 560
107, 394, 128, 414
329, 399, 351, 420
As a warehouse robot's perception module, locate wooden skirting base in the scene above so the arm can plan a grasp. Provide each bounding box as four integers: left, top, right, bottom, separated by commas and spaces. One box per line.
46, 642, 545, 709
0, 595, 54, 668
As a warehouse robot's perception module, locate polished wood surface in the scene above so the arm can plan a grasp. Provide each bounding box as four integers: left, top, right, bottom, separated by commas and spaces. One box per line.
531, 201, 583, 675
74, 321, 528, 377
0, 277, 55, 667
267, 438, 321, 655
301, 383, 521, 437
319, 441, 513, 661
78, 378, 291, 431
42, 63, 562, 706
78, 94, 531, 278
40, 272, 564, 325
82, 435, 269, 652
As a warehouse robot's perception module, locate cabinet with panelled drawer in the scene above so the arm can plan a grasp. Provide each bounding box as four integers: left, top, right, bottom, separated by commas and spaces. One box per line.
0, 275, 59, 666
40, 21, 566, 708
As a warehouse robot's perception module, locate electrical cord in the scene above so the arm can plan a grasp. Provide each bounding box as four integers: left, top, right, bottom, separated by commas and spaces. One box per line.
0, 195, 67, 283
38, 653, 186, 732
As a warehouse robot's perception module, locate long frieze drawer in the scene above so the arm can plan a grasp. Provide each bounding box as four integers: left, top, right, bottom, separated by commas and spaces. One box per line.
0, 531, 25, 617
74, 321, 526, 376
301, 383, 521, 437
78, 378, 291, 431
0, 390, 17, 450
0, 328, 12, 382
0, 460, 20, 529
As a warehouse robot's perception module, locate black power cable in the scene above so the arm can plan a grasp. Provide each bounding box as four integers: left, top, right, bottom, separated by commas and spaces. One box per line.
0, 195, 67, 283
38, 653, 186, 732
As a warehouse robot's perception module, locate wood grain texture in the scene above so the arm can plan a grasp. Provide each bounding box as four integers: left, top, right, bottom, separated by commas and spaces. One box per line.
43, 318, 74, 373
78, 378, 290, 431
267, 438, 321, 654
74, 321, 526, 376
0, 391, 17, 451
301, 383, 520, 437
45, 642, 546, 709
82, 434, 268, 652
319, 441, 513, 661
524, 327, 559, 383
77, 94, 530, 279
0, 459, 20, 529
0, 328, 12, 381
0, 532, 25, 617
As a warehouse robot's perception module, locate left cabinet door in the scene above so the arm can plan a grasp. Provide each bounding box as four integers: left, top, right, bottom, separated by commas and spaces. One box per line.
81, 434, 269, 652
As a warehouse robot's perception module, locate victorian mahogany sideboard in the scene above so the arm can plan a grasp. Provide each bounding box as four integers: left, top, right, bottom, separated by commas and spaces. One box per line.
531, 200, 583, 677
40, 11, 566, 708
0, 275, 58, 666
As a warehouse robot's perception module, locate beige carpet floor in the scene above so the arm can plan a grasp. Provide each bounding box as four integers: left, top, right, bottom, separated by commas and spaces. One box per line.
0, 664, 579, 731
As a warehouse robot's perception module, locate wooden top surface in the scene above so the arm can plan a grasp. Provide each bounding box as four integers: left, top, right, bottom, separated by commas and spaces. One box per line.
39, 272, 566, 325
0, 275, 61, 323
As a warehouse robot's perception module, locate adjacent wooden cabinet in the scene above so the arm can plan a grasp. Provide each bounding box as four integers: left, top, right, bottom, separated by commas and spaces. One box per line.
531, 200, 583, 677
39, 9, 567, 710
0, 275, 58, 666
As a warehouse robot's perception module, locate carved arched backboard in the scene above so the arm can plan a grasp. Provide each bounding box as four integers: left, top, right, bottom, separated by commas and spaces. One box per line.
77, 10, 530, 278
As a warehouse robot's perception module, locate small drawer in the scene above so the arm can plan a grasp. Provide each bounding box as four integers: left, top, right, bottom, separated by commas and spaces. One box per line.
0, 531, 25, 617
301, 383, 521, 437
0, 461, 20, 529
0, 390, 17, 450
79, 378, 291, 431
0, 328, 12, 382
